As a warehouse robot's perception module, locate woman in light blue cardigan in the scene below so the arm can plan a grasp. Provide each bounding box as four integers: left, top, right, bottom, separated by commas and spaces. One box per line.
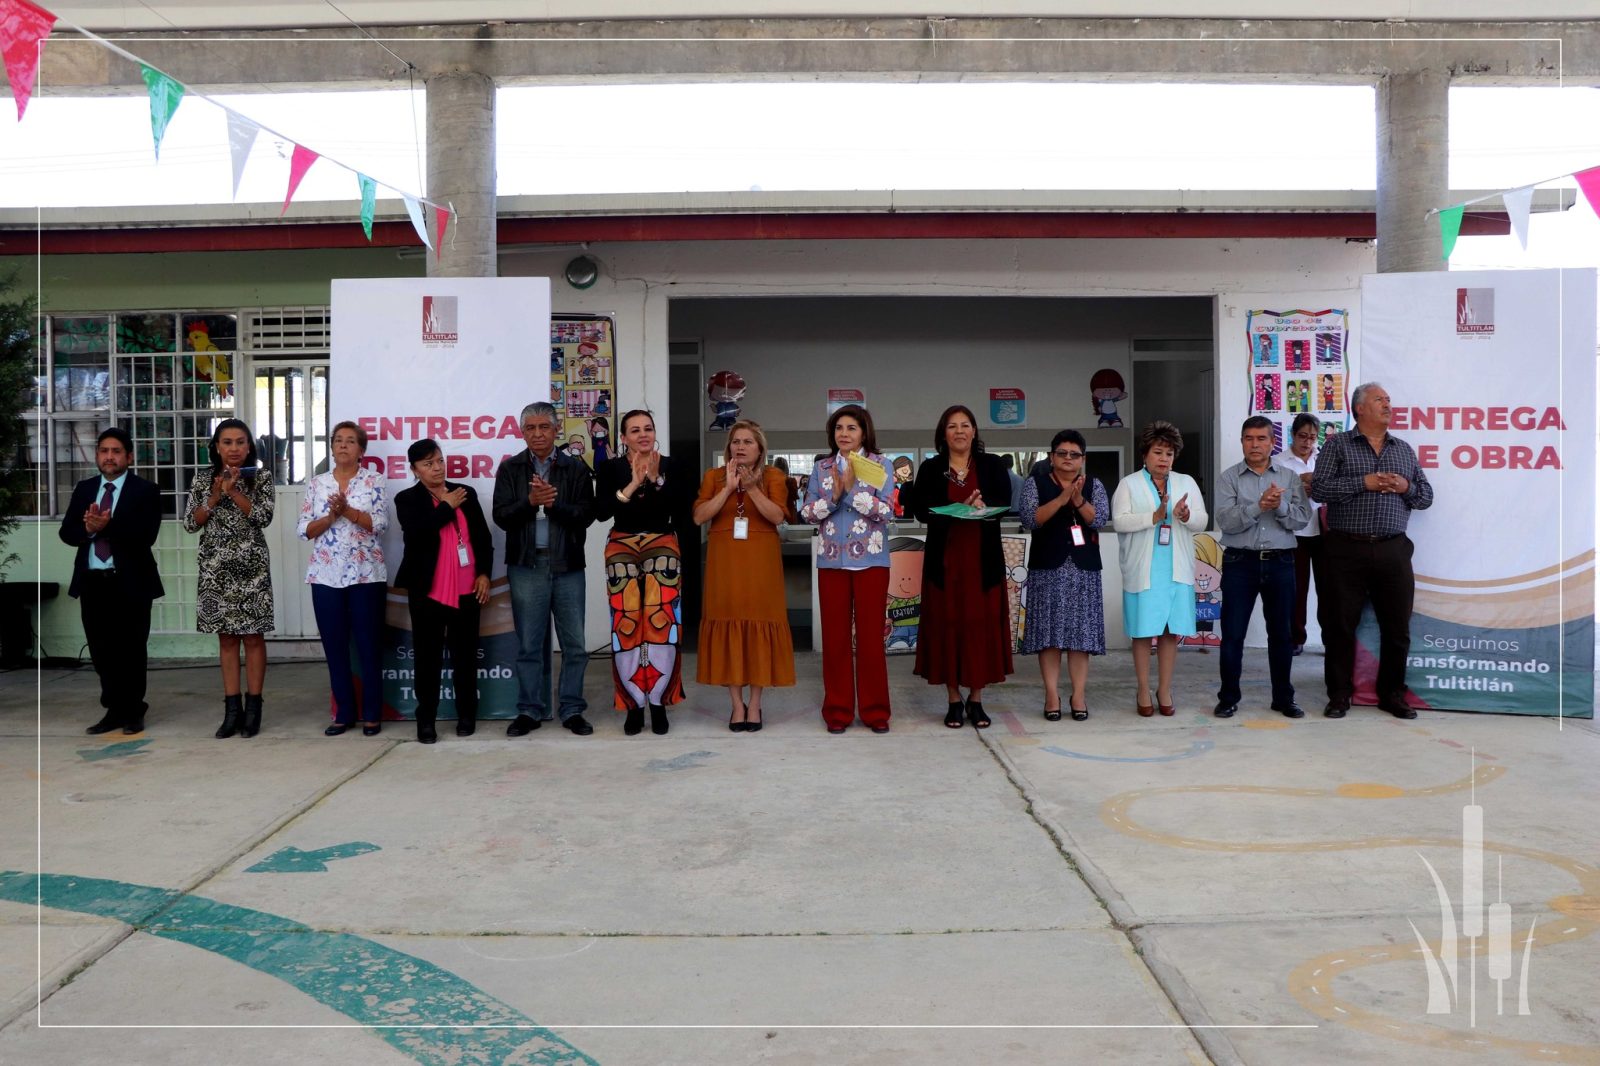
1111, 420, 1208, 718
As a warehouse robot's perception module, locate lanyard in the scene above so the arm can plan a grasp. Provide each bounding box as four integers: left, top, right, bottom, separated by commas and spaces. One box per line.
1142, 469, 1172, 527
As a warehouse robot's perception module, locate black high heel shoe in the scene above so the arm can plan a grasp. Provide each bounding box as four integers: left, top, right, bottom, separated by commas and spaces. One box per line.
965, 701, 991, 729
744, 707, 762, 733
945, 702, 965, 728
625, 706, 645, 736
729, 703, 747, 733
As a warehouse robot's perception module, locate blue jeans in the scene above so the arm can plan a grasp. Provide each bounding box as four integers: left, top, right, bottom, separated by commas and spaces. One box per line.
1217, 548, 1296, 708
312, 581, 387, 724
507, 556, 589, 720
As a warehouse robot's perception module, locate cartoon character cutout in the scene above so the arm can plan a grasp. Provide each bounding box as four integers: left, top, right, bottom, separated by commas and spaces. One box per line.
588, 417, 610, 465
185, 320, 232, 400
1183, 533, 1224, 647
885, 537, 925, 652
1089, 368, 1127, 428
707, 369, 747, 430
890, 454, 914, 518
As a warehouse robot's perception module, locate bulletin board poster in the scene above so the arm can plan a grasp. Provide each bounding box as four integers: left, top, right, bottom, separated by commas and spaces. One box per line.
550, 315, 616, 469
881, 533, 1029, 655
1246, 308, 1350, 451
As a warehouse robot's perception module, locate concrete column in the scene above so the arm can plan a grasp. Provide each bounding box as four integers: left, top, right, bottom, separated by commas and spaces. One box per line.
425, 70, 497, 278
1376, 70, 1449, 273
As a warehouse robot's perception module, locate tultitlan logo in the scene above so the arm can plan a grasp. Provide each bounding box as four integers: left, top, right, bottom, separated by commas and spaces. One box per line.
1412, 753, 1535, 1024
1456, 287, 1495, 336
422, 295, 458, 345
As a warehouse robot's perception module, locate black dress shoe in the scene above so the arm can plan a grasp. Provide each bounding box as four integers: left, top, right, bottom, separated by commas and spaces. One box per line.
563, 714, 595, 736
827, 723, 847, 734
85, 712, 120, 735
506, 714, 541, 736
1324, 699, 1350, 719
1379, 698, 1418, 719
417, 725, 438, 744
121, 715, 146, 735
325, 722, 350, 736
1213, 701, 1238, 718
362, 722, 381, 737
1274, 703, 1306, 719
869, 723, 890, 734
455, 718, 476, 737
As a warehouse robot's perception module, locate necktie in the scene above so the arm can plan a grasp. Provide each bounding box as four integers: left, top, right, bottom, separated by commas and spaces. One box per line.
93, 482, 114, 562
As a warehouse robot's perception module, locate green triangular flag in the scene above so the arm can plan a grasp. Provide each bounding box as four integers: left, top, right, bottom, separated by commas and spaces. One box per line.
1438, 204, 1465, 262
357, 173, 377, 241
140, 65, 185, 161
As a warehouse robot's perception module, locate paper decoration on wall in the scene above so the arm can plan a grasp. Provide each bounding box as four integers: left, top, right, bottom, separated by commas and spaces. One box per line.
549, 316, 616, 470
140, 64, 184, 160
1090, 369, 1126, 428
708, 370, 747, 430
990, 387, 1026, 427
1247, 309, 1349, 453
0, 0, 56, 120
885, 537, 924, 654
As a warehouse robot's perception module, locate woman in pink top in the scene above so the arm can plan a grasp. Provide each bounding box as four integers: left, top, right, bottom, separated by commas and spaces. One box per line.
393, 439, 493, 743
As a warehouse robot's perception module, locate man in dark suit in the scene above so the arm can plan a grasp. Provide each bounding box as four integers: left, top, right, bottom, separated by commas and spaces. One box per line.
58, 427, 165, 734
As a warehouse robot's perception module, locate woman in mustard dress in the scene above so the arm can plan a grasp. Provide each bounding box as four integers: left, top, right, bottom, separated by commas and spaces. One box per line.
694, 419, 796, 732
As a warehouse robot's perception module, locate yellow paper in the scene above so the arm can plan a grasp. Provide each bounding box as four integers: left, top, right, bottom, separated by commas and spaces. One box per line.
849, 452, 888, 489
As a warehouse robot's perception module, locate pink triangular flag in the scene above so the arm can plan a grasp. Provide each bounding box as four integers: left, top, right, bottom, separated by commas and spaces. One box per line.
0, 0, 57, 121
402, 195, 431, 249
1574, 167, 1600, 221
280, 144, 318, 215
1502, 185, 1534, 251
433, 205, 451, 256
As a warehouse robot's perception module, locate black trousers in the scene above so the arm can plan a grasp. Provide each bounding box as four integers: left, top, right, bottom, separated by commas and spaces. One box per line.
1320, 532, 1415, 703
1292, 534, 1326, 647
407, 592, 482, 724
79, 571, 153, 722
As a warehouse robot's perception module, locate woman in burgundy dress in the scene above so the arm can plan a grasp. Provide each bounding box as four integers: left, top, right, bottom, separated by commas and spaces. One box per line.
908, 404, 1014, 728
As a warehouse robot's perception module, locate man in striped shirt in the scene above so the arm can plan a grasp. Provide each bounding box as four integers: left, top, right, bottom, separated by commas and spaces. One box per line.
1310, 382, 1434, 719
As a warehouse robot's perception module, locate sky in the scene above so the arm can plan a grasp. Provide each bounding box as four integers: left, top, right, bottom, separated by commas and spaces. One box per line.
0, 81, 1596, 266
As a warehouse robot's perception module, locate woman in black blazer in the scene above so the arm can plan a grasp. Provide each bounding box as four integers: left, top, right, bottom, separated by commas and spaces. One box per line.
908, 404, 1014, 728
393, 438, 493, 743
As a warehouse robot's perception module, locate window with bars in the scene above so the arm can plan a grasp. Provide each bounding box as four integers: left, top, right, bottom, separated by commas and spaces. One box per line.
24, 310, 237, 518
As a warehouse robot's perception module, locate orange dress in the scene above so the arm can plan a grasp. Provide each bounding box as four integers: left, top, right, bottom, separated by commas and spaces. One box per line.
696, 465, 796, 687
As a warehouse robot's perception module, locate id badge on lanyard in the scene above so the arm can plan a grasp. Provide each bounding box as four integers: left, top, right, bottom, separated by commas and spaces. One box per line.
1071, 522, 1087, 548
457, 540, 471, 566
1145, 468, 1173, 546
732, 487, 750, 540
1158, 524, 1172, 546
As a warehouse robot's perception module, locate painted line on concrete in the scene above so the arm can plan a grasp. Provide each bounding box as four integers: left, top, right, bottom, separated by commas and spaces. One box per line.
76, 739, 151, 762
245, 841, 382, 873
0, 871, 599, 1065
1041, 739, 1214, 764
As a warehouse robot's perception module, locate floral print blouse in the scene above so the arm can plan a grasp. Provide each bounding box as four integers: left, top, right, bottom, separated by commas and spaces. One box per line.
296, 467, 389, 587
800, 452, 897, 569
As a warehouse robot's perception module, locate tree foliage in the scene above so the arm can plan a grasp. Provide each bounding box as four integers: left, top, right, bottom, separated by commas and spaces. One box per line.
0, 273, 36, 577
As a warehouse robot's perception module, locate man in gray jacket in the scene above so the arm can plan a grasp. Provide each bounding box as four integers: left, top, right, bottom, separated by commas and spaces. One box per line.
493, 402, 596, 736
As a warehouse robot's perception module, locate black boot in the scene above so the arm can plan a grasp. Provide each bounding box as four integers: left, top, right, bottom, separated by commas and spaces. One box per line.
215, 695, 242, 739
417, 711, 438, 744
624, 706, 645, 736
454, 712, 476, 737
241, 693, 263, 738
649, 703, 669, 735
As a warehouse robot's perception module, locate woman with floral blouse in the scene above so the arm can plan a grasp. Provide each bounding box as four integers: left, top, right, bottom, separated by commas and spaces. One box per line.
298, 420, 390, 736
799, 404, 898, 734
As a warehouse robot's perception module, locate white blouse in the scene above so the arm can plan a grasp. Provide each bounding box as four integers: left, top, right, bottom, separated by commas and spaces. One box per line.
297, 467, 389, 587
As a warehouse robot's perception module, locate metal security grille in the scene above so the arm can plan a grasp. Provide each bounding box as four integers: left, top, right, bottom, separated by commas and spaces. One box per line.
243, 307, 332, 353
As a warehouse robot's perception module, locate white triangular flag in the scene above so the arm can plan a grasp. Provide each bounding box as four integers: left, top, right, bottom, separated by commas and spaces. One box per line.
225, 111, 260, 200
1503, 185, 1535, 251
403, 195, 432, 250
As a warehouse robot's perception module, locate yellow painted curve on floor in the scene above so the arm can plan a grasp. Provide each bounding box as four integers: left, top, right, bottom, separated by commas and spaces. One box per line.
1099, 761, 1600, 1061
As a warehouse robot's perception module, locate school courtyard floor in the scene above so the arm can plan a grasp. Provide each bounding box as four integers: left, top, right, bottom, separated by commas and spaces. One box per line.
1, 650, 1596, 1066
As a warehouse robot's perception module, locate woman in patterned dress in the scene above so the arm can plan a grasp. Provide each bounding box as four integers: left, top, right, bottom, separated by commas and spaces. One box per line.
592, 409, 694, 736
298, 420, 390, 736
183, 418, 275, 739
1018, 429, 1108, 721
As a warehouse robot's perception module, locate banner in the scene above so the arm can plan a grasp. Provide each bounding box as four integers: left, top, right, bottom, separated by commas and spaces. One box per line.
1360, 269, 1595, 717
331, 277, 552, 720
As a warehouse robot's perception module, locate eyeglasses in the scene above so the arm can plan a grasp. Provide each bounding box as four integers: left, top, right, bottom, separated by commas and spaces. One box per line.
1052, 450, 1085, 460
